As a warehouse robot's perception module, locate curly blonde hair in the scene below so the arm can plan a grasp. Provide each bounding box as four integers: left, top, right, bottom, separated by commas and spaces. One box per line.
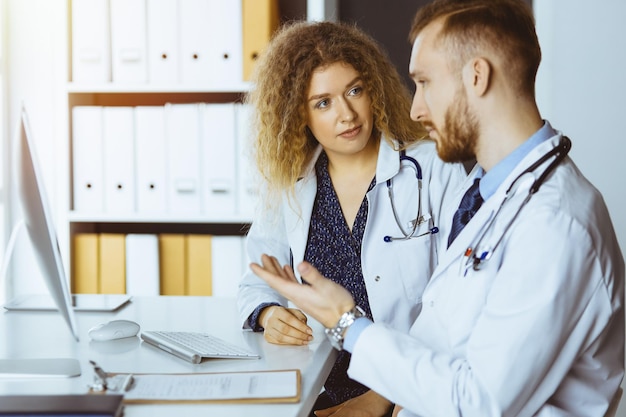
246, 20, 426, 206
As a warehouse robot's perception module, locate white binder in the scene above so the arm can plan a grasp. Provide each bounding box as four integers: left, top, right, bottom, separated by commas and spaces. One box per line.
235, 103, 257, 218
71, 0, 111, 83
211, 236, 244, 297
103, 107, 136, 213
72, 106, 105, 213
165, 103, 202, 214
135, 106, 168, 213
110, 0, 148, 83
206, 0, 243, 84
201, 103, 237, 216
146, 0, 179, 83
179, 0, 212, 85
125, 234, 160, 296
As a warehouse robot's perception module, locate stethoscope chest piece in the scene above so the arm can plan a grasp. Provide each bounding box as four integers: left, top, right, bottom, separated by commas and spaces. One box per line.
384, 150, 438, 242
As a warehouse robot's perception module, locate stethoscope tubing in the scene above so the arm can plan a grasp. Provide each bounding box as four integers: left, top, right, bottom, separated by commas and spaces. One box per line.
384, 151, 438, 242
465, 136, 572, 272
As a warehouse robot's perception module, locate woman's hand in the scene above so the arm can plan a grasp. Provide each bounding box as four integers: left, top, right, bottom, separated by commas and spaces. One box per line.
259, 305, 313, 345
250, 254, 356, 328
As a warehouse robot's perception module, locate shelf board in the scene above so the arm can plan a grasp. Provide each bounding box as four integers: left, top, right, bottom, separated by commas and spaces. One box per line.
66, 82, 252, 94
68, 212, 252, 224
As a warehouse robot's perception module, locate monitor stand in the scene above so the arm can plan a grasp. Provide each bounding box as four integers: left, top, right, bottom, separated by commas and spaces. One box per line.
0, 358, 81, 377
0, 224, 81, 378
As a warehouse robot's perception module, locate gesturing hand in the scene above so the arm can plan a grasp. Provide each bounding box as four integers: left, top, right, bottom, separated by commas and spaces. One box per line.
250, 254, 356, 328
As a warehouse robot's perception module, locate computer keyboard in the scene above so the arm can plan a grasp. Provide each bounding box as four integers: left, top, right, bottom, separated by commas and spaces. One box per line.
141, 331, 260, 364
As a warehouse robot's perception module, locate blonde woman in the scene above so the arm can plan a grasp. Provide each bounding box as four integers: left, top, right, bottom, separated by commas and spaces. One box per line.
237, 21, 465, 416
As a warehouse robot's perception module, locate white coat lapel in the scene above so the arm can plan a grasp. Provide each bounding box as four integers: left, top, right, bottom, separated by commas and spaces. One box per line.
433, 134, 563, 278
435, 195, 498, 275
283, 147, 321, 280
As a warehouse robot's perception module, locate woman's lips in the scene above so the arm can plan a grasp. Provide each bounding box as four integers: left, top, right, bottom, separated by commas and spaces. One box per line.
339, 126, 361, 138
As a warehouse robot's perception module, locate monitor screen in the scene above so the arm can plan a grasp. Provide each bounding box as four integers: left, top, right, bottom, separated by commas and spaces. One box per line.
12, 106, 79, 341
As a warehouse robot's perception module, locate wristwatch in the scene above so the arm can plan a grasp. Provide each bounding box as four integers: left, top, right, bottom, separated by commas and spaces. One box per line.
324, 306, 366, 351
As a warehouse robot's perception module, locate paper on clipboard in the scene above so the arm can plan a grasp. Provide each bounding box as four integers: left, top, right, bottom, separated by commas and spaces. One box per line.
112, 369, 300, 404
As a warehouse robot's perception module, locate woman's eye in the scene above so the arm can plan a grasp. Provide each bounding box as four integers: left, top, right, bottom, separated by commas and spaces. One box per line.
348, 86, 363, 96
314, 99, 329, 109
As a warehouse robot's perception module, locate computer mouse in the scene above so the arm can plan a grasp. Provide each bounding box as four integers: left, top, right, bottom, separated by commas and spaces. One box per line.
88, 320, 140, 341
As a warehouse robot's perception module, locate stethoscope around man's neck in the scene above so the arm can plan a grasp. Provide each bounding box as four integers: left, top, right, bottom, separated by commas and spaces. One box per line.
462, 136, 572, 274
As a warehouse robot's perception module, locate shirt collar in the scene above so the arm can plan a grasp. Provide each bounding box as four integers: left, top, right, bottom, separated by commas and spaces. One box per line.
479, 120, 557, 200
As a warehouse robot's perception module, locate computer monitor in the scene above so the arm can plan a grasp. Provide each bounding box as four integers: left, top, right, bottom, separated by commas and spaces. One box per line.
0, 106, 81, 377
12, 106, 79, 340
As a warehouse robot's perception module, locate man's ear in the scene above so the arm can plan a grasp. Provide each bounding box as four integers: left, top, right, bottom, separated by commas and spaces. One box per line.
465, 57, 491, 97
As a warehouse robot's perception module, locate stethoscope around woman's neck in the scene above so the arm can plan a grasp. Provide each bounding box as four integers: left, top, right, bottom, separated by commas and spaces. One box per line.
384, 150, 439, 242
462, 135, 572, 274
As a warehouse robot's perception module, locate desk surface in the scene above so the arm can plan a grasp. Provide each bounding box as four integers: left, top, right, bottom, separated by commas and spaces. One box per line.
0, 296, 337, 417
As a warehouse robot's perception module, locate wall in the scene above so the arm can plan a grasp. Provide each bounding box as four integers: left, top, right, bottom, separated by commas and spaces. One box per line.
338, 0, 533, 89
2, 0, 67, 301
534, 0, 626, 414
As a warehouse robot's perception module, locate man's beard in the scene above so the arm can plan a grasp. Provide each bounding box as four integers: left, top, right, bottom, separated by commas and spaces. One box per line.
435, 88, 479, 163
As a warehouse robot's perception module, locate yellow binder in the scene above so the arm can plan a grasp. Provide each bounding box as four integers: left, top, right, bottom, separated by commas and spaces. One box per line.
72, 233, 99, 294
242, 0, 279, 80
159, 234, 186, 295
99, 233, 126, 294
186, 234, 213, 296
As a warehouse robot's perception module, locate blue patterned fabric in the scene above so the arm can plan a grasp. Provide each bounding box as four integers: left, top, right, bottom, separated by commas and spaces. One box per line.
248, 151, 376, 405
304, 152, 375, 405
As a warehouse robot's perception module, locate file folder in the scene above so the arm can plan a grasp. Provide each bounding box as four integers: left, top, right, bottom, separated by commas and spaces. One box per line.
211, 235, 243, 297
72, 106, 105, 213
206, 0, 243, 83
202, 103, 237, 216
135, 106, 168, 213
235, 103, 257, 218
179, 0, 212, 84
159, 234, 186, 295
99, 370, 300, 404
110, 0, 148, 83
99, 234, 127, 294
71, 0, 111, 83
165, 103, 202, 214
102, 107, 136, 213
146, 0, 180, 83
186, 234, 213, 296
126, 234, 160, 296
242, 0, 279, 81
72, 233, 100, 294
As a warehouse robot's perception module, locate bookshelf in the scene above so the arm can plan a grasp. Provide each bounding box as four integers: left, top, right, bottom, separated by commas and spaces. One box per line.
65, 0, 284, 297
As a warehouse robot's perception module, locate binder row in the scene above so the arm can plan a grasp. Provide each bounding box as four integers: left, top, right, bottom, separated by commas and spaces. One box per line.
71, 0, 279, 84
72, 233, 247, 297
72, 103, 256, 219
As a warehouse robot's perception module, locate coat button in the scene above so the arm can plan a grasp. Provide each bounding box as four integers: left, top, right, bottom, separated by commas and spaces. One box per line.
374, 276, 381, 282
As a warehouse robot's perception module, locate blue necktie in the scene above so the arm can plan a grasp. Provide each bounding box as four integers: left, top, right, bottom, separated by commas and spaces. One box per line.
448, 178, 483, 247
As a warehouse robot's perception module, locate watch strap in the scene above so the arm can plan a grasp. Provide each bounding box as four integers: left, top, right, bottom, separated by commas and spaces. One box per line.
324, 306, 365, 350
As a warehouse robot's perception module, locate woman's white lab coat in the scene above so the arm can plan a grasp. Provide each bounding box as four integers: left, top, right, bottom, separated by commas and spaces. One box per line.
237, 138, 466, 332
347, 134, 625, 417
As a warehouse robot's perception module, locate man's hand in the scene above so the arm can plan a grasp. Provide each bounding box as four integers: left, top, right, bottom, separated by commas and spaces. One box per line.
314, 390, 393, 417
250, 254, 356, 328
259, 305, 313, 345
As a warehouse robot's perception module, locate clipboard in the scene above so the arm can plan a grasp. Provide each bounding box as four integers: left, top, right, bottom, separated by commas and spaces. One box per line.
89, 361, 300, 404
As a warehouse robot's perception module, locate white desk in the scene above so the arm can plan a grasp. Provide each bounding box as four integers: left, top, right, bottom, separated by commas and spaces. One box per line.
0, 296, 337, 417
